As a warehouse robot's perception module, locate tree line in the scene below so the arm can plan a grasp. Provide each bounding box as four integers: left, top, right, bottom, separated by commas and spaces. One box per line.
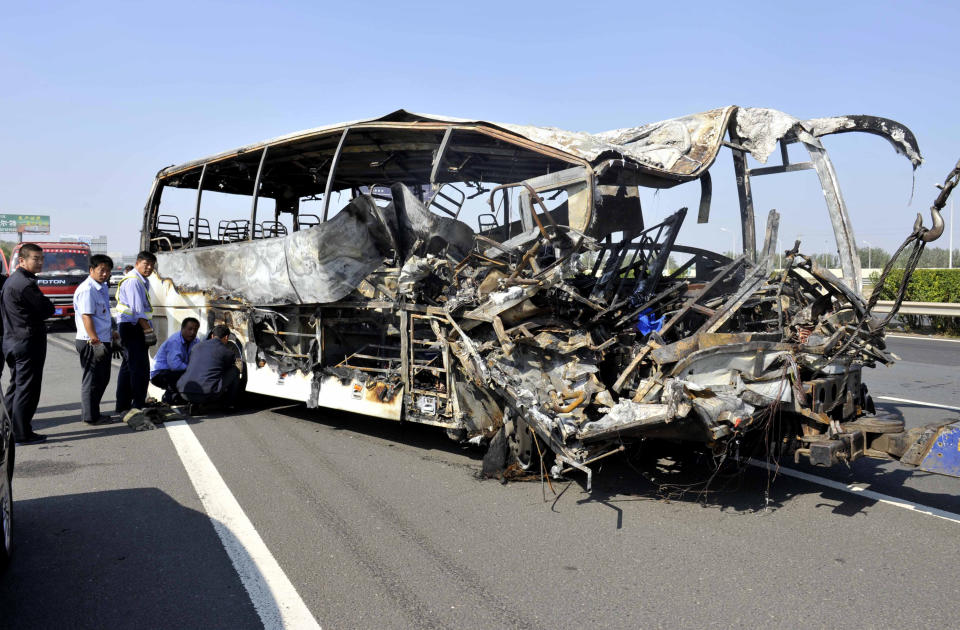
716, 246, 960, 270
838, 246, 956, 269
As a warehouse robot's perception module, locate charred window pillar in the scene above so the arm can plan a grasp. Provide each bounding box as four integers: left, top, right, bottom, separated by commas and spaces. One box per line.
729, 147, 756, 262
801, 140, 863, 293
429, 127, 454, 188
191, 163, 208, 248
142, 178, 162, 251
247, 147, 268, 241
321, 128, 350, 222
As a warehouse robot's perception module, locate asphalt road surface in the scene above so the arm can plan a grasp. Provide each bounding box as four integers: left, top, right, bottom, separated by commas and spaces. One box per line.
1, 330, 958, 629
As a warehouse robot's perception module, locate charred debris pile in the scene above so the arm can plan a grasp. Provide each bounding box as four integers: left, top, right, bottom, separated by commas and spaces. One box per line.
332, 184, 933, 489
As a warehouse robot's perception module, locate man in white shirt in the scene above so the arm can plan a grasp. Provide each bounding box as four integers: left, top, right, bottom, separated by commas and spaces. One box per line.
115, 251, 157, 413
73, 254, 120, 424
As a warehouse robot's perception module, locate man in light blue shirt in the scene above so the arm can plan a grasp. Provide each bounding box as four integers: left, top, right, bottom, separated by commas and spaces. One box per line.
115, 250, 157, 412
150, 317, 200, 403
73, 254, 119, 424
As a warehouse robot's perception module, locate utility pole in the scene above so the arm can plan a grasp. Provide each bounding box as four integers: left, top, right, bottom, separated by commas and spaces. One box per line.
863, 239, 872, 270
719, 227, 736, 258
950, 200, 954, 269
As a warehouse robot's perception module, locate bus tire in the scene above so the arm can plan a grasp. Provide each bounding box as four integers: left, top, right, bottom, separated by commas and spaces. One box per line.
508, 418, 536, 471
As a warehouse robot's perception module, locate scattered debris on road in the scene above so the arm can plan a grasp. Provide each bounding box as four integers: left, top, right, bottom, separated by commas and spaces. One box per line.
123, 407, 184, 431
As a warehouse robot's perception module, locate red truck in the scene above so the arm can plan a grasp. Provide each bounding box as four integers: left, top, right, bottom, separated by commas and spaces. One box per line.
10, 242, 91, 320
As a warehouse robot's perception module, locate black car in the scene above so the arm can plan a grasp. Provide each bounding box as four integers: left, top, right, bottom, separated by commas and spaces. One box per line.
1, 400, 13, 570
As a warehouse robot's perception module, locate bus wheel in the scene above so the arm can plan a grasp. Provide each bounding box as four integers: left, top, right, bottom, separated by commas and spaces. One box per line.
445, 428, 467, 442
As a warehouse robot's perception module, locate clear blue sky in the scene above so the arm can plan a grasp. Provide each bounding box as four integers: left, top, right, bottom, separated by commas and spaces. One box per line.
2, 0, 958, 257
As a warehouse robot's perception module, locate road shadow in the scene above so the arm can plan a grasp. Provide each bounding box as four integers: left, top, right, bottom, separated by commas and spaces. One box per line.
243, 398, 959, 525
269, 401, 485, 462
876, 400, 959, 419
32, 404, 124, 431
547, 442, 960, 527
0, 488, 262, 630
30, 423, 135, 445
565, 445, 785, 517
185, 392, 278, 419
790, 456, 960, 514
34, 402, 84, 415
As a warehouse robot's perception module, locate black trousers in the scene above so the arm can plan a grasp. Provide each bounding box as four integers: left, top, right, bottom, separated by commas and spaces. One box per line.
75, 340, 112, 422
181, 367, 240, 405
116, 323, 149, 411
3, 335, 46, 440
150, 369, 185, 402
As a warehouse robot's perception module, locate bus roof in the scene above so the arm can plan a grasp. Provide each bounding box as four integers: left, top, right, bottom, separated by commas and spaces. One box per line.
155, 107, 921, 189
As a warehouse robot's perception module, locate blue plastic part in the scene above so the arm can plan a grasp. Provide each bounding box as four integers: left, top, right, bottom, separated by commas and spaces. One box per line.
918, 421, 960, 478
636, 308, 665, 336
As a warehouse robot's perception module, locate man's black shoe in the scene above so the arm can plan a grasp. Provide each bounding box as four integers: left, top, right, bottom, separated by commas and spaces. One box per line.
84, 415, 118, 426
16, 432, 47, 445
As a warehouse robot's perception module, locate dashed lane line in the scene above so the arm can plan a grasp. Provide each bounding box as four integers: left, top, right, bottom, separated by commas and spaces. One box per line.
746, 458, 960, 525
166, 420, 322, 630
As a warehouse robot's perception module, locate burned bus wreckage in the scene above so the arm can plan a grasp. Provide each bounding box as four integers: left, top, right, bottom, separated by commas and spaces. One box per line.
142, 106, 960, 487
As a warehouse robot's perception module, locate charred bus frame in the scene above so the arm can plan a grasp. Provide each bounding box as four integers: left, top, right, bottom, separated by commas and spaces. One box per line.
140, 107, 956, 483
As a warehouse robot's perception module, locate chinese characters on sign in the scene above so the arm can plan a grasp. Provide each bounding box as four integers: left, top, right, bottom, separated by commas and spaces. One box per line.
0, 214, 51, 234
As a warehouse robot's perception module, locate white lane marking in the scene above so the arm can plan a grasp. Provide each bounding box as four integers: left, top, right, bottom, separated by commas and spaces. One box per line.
746, 458, 960, 525
886, 334, 960, 344
166, 420, 322, 630
876, 396, 960, 412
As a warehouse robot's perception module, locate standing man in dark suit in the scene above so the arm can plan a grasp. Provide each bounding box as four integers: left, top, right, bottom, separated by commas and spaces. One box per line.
0, 266, 6, 381
1, 243, 54, 445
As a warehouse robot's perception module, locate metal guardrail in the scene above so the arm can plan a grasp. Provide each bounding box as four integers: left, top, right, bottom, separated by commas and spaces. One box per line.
872, 301, 960, 317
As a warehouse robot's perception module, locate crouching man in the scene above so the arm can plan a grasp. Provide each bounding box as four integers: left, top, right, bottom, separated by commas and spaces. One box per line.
150, 317, 200, 403
176, 325, 241, 411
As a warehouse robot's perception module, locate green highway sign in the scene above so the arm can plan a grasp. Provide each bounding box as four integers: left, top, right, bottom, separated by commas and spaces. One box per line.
0, 214, 50, 234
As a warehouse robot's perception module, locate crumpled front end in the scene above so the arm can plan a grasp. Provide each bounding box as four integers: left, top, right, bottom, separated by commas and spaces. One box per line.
435, 205, 899, 480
